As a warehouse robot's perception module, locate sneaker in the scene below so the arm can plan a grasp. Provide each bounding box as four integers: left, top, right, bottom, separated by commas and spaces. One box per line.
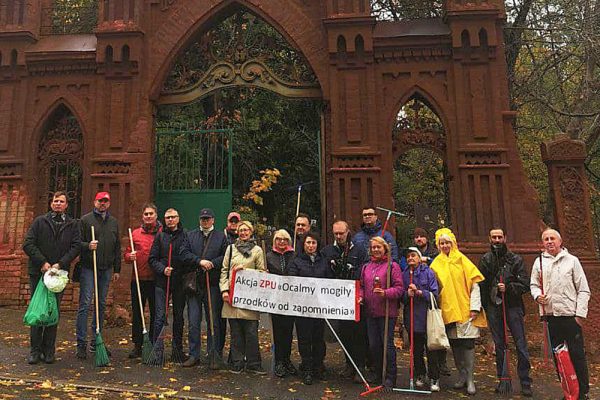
76, 347, 87, 360
247, 365, 267, 375
430, 379, 440, 392
415, 376, 426, 388
229, 365, 244, 374
284, 360, 298, 376
521, 384, 533, 397
274, 362, 287, 378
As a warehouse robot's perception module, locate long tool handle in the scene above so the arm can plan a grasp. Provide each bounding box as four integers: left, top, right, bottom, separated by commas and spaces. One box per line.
500, 272, 511, 375
380, 211, 392, 238
92, 226, 100, 334
539, 252, 551, 365
128, 228, 146, 333
205, 270, 214, 338
292, 185, 302, 252
381, 257, 392, 385
409, 268, 414, 386
165, 244, 172, 320
325, 318, 371, 387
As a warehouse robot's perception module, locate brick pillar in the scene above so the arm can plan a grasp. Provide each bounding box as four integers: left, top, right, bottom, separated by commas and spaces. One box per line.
541, 133, 600, 346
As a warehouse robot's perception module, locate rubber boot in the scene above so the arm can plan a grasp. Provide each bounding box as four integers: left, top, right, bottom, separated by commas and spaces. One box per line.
452, 347, 466, 389
464, 347, 476, 395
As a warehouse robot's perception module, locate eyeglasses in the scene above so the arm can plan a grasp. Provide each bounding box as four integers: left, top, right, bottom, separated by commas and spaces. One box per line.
97, 199, 110, 203
362, 212, 376, 217
165, 215, 179, 220
275, 238, 289, 242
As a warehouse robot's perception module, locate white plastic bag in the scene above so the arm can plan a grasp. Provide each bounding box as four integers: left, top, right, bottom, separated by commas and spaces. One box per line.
44, 268, 69, 293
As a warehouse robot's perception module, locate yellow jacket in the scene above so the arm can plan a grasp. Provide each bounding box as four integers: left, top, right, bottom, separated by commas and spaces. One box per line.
430, 228, 487, 328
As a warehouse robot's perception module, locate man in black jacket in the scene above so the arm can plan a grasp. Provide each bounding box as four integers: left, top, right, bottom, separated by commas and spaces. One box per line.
75, 191, 121, 359
321, 220, 368, 383
23, 191, 81, 364
149, 208, 188, 361
478, 228, 532, 397
180, 208, 228, 367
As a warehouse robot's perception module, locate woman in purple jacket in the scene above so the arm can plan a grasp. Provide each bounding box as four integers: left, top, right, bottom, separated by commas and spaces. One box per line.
360, 236, 404, 388
402, 247, 440, 391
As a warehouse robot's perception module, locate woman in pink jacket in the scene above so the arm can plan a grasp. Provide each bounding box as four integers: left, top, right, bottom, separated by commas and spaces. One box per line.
360, 236, 404, 388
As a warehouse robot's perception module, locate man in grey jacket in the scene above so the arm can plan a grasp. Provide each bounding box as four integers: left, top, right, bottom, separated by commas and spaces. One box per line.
530, 228, 590, 399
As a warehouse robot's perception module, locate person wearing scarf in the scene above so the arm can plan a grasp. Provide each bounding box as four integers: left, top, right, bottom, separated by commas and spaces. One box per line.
288, 232, 334, 385
430, 228, 486, 395
265, 229, 297, 378
220, 221, 267, 374
360, 236, 404, 388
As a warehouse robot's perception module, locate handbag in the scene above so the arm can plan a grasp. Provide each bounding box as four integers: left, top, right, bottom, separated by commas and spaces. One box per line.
23, 280, 59, 327
426, 292, 450, 350
183, 231, 213, 295
555, 342, 580, 400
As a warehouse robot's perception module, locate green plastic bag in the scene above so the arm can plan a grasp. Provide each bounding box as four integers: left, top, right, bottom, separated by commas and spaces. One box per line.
23, 280, 59, 327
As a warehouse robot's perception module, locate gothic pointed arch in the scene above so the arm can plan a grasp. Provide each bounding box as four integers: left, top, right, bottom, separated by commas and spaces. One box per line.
392, 90, 447, 159
156, 4, 321, 105
36, 104, 84, 218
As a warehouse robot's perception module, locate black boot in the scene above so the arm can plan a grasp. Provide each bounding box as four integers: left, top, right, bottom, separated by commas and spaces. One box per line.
128, 345, 142, 359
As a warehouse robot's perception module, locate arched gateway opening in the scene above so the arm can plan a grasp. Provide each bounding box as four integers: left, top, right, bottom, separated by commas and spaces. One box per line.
392, 94, 450, 245
155, 6, 323, 230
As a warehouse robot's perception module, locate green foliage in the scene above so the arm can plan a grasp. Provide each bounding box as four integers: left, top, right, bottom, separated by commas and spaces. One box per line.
49, 0, 97, 34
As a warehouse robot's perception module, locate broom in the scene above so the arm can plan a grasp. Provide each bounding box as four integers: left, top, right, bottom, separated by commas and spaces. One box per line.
497, 265, 513, 395
92, 226, 110, 367
146, 244, 172, 367
128, 228, 152, 363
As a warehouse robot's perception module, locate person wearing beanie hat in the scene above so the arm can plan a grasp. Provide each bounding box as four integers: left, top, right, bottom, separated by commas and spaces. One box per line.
430, 228, 486, 395
402, 247, 440, 391
413, 227, 439, 265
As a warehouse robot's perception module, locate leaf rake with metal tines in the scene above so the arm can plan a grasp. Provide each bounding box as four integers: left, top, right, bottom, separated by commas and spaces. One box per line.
146, 244, 173, 367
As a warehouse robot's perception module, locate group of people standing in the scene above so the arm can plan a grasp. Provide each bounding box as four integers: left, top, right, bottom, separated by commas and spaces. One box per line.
23, 195, 591, 399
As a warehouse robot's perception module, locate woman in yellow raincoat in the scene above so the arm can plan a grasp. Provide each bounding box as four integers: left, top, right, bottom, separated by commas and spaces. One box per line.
430, 228, 486, 395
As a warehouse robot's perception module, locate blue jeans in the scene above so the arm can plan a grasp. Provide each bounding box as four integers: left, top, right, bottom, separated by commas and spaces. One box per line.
154, 282, 185, 353
486, 305, 532, 386
187, 285, 223, 358
76, 267, 111, 348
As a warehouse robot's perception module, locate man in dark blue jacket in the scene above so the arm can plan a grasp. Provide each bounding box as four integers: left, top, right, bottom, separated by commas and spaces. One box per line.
321, 220, 368, 383
352, 206, 399, 263
76, 191, 120, 359
149, 208, 188, 362
180, 208, 228, 367
23, 191, 80, 364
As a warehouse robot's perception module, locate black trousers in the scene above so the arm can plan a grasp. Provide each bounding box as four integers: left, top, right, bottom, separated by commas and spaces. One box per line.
547, 316, 589, 396
296, 317, 326, 372
131, 280, 155, 346
229, 319, 261, 368
339, 318, 366, 369
413, 332, 440, 380
29, 274, 62, 358
271, 313, 295, 363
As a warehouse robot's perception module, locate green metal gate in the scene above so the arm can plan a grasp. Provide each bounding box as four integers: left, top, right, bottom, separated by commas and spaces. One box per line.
155, 124, 233, 230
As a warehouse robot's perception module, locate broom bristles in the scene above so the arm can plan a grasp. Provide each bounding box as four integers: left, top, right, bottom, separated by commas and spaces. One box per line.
94, 333, 110, 367
141, 332, 153, 364
498, 350, 513, 395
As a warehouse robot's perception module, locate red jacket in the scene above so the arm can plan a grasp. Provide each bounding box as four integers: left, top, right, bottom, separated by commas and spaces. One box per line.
124, 223, 162, 281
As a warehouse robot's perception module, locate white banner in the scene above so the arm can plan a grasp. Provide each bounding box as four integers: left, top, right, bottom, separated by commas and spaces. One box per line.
230, 269, 360, 321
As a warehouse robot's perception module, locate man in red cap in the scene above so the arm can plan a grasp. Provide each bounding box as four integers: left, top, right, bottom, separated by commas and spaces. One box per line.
76, 191, 121, 360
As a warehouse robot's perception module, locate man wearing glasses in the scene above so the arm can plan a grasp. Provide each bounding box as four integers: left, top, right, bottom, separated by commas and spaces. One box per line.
180, 208, 228, 367
352, 206, 399, 263
149, 208, 188, 362
76, 192, 121, 359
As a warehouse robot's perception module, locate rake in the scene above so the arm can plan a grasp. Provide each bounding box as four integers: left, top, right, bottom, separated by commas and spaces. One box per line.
497, 266, 513, 395
146, 244, 172, 367
92, 226, 110, 367
128, 228, 153, 363
393, 265, 431, 395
